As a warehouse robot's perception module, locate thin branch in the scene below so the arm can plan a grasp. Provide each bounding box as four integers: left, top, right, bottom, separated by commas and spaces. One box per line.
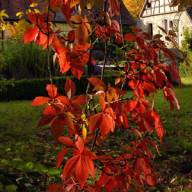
47, 0, 53, 85
101, 42, 107, 80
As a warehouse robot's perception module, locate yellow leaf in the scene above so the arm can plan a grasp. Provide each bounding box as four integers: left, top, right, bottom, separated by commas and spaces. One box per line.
34, 9, 40, 14
70, 0, 80, 8
0, 10, 9, 18
82, 124, 87, 140
16, 11, 24, 19
30, 2, 38, 8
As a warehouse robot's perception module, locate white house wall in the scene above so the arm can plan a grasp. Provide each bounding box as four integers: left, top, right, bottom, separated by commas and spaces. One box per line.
139, 11, 192, 47
179, 11, 192, 45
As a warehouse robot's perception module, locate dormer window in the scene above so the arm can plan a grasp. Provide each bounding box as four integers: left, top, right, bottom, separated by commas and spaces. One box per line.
146, 1, 151, 8
162, 19, 168, 33
169, 21, 173, 29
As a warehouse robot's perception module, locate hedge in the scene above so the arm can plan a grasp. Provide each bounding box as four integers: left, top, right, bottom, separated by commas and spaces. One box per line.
0, 75, 116, 101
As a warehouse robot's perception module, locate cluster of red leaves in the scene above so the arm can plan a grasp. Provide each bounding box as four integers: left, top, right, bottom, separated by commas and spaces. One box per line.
95, 20, 123, 44
25, 0, 181, 191
24, 5, 91, 79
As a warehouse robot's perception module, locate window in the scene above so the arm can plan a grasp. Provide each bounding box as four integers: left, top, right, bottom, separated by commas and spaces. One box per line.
162, 19, 168, 33
147, 2, 152, 8
148, 23, 153, 37
173, 19, 179, 32
169, 21, 173, 29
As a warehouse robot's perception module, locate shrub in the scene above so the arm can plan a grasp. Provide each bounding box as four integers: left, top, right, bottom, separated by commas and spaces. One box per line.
0, 75, 116, 101
0, 40, 57, 80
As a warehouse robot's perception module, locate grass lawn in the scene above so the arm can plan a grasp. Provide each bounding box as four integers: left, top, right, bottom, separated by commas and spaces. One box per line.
0, 78, 192, 191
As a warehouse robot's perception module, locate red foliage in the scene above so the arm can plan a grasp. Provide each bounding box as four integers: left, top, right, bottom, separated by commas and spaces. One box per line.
25, 0, 181, 191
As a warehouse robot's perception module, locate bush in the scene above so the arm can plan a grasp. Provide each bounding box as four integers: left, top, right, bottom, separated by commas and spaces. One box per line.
0, 75, 116, 101
180, 27, 192, 77
182, 27, 192, 51
0, 40, 57, 80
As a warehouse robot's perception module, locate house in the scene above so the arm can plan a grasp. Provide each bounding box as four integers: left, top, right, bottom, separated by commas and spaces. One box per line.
138, 0, 192, 47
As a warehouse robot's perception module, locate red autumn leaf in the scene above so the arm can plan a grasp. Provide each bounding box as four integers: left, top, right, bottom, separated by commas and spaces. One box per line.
154, 70, 167, 88
121, 113, 129, 128
28, 0, 35, 4
84, 154, 95, 177
163, 87, 180, 110
111, 20, 120, 33
98, 93, 106, 111
61, 1, 72, 22
65, 77, 76, 98
52, 35, 65, 54
129, 79, 139, 89
38, 115, 54, 127
62, 155, 79, 180
136, 157, 156, 186
88, 77, 106, 91
126, 100, 138, 112
24, 26, 39, 44
57, 96, 70, 105
75, 136, 84, 153
43, 105, 57, 116
50, 0, 62, 8
67, 30, 75, 42
32, 96, 50, 106
51, 117, 65, 139
65, 114, 76, 135
57, 49, 71, 74
146, 174, 156, 186
72, 95, 87, 105
70, 14, 82, 24
89, 113, 115, 136
108, 0, 120, 16
124, 33, 136, 42
47, 184, 63, 192
46, 84, 58, 98
75, 17, 91, 45
63, 145, 96, 188
56, 148, 68, 168
71, 66, 84, 80
143, 81, 156, 94
75, 155, 89, 188
151, 110, 164, 141
58, 136, 74, 147
169, 61, 181, 84
36, 32, 47, 48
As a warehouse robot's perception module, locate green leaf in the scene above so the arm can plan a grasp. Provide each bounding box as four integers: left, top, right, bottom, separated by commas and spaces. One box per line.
24, 162, 34, 170
47, 168, 61, 176
5, 185, 17, 192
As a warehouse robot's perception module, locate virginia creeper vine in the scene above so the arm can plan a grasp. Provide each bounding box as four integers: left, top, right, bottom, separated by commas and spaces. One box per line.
22, 0, 181, 191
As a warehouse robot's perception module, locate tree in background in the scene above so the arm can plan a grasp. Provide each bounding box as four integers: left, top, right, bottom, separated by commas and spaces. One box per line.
170, 0, 192, 9
123, 0, 144, 18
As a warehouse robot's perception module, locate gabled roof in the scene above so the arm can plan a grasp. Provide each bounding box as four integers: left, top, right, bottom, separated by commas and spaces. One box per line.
139, 0, 147, 18
139, 0, 179, 18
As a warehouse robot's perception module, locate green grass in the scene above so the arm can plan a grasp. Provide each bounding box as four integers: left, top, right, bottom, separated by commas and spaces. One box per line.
0, 102, 60, 191
0, 79, 192, 191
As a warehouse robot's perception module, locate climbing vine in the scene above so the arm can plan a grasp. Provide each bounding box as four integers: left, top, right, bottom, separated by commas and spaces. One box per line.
22, 0, 180, 191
